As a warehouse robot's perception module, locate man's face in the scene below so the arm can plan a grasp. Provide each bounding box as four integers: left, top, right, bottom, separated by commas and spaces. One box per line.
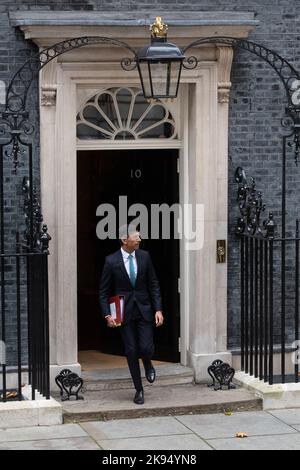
123, 231, 141, 251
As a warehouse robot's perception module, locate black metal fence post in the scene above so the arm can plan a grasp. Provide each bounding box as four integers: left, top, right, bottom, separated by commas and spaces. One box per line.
245, 236, 249, 374
259, 239, 264, 380
264, 238, 269, 383
43, 253, 50, 399
26, 254, 32, 396
254, 238, 259, 378
250, 237, 254, 376
241, 235, 245, 372
16, 233, 22, 400
269, 237, 274, 385
295, 220, 299, 383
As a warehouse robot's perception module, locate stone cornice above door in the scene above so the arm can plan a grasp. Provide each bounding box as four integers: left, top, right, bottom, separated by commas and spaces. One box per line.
10, 11, 258, 48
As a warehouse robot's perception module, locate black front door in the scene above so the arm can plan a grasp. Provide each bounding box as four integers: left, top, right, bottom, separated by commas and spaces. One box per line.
77, 149, 180, 362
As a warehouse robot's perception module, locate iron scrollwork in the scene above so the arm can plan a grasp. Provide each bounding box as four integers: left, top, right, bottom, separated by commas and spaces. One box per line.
182, 56, 198, 70
0, 113, 33, 173
282, 106, 300, 166
0, 38, 138, 262
22, 177, 51, 252
4, 36, 137, 114
182, 37, 300, 108
121, 57, 137, 71
235, 167, 276, 238
55, 369, 84, 401
207, 360, 236, 391
182, 37, 300, 175
5, 134, 24, 173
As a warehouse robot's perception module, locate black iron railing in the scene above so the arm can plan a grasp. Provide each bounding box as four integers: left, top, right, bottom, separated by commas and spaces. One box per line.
0, 237, 50, 401
240, 233, 300, 385
236, 168, 300, 385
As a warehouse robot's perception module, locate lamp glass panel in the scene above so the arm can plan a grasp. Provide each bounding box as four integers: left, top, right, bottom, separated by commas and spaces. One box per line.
168, 61, 181, 96
139, 62, 152, 97
150, 62, 169, 97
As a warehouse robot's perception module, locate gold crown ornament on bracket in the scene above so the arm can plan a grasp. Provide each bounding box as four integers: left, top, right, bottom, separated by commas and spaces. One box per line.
150, 17, 168, 39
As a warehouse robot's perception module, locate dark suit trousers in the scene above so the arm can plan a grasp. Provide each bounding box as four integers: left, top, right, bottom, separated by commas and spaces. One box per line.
121, 302, 154, 391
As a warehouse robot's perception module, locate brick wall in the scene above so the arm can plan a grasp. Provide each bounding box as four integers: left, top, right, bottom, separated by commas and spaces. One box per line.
0, 0, 299, 358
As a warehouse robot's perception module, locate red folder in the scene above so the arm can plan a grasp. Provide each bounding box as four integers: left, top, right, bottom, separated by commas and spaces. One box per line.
109, 295, 125, 326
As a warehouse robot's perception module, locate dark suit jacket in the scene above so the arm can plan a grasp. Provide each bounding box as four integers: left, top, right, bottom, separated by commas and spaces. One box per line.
99, 249, 162, 323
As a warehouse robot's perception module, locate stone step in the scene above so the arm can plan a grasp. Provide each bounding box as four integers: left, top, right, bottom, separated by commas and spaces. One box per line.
81, 364, 194, 392
61, 383, 263, 423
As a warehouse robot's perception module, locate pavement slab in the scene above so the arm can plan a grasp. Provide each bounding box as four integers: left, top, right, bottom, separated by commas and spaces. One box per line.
0, 437, 101, 450
80, 416, 191, 440
176, 411, 294, 440
268, 409, 300, 426
98, 434, 212, 451
208, 432, 300, 450
0, 410, 300, 450
0, 424, 87, 443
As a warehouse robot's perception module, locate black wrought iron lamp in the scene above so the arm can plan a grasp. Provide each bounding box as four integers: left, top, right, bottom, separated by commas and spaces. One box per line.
136, 17, 185, 100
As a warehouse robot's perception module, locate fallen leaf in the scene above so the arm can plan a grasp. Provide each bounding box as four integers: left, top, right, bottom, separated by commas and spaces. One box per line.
236, 432, 248, 439
0, 391, 18, 400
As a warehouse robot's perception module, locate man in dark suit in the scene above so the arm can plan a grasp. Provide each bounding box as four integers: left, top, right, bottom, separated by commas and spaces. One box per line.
99, 227, 164, 405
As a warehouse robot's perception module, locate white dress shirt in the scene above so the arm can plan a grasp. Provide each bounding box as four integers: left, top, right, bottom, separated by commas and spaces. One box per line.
121, 248, 138, 279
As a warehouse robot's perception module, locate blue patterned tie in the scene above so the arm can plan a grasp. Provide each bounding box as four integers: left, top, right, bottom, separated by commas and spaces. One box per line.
128, 254, 136, 287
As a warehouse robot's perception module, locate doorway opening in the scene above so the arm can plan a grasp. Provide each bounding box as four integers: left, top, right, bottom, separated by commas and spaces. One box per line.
77, 149, 180, 365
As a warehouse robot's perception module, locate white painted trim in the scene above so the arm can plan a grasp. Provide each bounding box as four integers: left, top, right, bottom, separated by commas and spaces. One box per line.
77, 140, 183, 151
179, 84, 190, 366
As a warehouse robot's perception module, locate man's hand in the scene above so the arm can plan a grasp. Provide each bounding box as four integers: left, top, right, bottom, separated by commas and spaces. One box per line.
155, 311, 164, 327
105, 315, 117, 328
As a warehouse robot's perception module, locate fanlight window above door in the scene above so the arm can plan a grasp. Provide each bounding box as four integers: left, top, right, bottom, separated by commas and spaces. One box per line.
77, 87, 177, 140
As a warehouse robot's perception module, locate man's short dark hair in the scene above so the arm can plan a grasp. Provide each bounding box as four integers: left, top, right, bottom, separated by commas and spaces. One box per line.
118, 224, 137, 245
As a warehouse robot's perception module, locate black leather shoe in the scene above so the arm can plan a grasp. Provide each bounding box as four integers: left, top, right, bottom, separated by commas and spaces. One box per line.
133, 389, 144, 405
145, 365, 156, 384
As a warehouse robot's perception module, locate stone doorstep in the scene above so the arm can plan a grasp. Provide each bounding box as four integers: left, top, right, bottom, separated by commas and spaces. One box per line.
235, 371, 300, 410
83, 374, 194, 392
0, 397, 63, 429
61, 384, 263, 423
84, 375, 193, 392
81, 364, 194, 392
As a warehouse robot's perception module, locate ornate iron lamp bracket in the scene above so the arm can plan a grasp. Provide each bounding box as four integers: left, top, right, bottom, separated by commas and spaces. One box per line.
182, 37, 300, 108
3, 36, 137, 115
